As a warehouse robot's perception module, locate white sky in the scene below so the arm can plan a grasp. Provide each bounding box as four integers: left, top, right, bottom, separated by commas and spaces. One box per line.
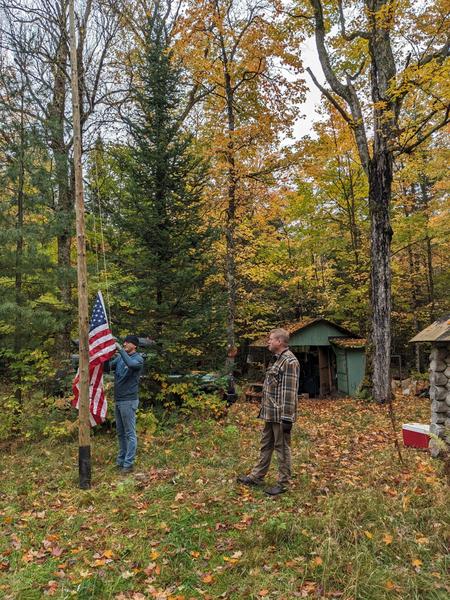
294, 35, 326, 139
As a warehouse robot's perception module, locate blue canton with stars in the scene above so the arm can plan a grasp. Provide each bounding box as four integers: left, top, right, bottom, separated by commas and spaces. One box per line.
90, 293, 108, 331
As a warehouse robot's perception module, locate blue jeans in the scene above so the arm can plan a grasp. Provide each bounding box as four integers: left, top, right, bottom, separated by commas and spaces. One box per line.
115, 399, 139, 468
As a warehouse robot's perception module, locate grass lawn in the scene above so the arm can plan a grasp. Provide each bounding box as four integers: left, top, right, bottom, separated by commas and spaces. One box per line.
0, 396, 448, 599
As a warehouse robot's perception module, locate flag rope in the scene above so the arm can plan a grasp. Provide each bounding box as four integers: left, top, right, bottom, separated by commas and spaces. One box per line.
94, 153, 112, 327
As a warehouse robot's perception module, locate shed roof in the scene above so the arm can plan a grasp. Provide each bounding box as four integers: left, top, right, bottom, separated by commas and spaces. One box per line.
250, 318, 360, 347
329, 337, 366, 349
409, 314, 450, 343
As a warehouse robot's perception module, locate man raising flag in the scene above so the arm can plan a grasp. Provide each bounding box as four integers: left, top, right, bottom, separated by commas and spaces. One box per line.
72, 291, 116, 425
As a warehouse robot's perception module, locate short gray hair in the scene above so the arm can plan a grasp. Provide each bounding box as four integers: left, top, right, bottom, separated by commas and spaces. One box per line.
269, 328, 290, 345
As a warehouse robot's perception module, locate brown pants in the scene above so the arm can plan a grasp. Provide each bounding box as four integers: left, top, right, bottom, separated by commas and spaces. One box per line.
249, 421, 292, 485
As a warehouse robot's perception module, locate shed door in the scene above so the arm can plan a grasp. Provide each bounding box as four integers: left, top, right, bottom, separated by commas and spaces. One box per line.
334, 347, 348, 394
318, 347, 330, 396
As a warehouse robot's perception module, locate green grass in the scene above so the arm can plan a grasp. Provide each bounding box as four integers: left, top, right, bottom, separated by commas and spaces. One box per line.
0, 396, 449, 599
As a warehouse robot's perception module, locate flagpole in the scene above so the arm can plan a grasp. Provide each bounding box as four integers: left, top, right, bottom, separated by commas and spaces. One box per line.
69, 0, 91, 489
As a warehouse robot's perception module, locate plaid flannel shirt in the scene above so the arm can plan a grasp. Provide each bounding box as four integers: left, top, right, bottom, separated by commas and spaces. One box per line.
259, 348, 300, 423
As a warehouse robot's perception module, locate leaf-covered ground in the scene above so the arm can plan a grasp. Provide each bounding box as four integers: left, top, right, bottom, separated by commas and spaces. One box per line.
0, 396, 448, 599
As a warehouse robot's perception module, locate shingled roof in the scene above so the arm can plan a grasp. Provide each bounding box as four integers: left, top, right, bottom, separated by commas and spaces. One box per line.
329, 337, 366, 349
410, 314, 450, 343
250, 318, 360, 347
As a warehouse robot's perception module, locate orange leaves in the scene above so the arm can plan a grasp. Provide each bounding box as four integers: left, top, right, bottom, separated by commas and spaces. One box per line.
382, 533, 394, 545
201, 573, 214, 584
385, 580, 402, 592
43, 580, 58, 596
310, 556, 323, 568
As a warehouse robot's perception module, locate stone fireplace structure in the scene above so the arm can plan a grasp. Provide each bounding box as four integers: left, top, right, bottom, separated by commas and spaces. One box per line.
410, 314, 450, 456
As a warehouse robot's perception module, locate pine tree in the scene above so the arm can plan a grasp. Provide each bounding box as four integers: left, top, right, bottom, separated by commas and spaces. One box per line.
105, 4, 220, 370
0, 74, 62, 405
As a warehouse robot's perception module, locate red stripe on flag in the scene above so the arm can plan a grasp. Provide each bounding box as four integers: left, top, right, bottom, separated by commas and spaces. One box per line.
71, 292, 116, 426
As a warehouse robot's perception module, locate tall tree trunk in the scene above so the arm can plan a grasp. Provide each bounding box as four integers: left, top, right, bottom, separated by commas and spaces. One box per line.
220, 32, 237, 374
14, 89, 25, 411
48, 1, 73, 358
404, 196, 421, 372
368, 154, 393, 403
366, 1, 396, 403
419, 179, 435, 319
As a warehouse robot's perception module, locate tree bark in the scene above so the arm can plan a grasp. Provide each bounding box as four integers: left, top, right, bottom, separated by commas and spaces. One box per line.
366, 1, 396, 402
14, 85, 25, 411
69, 0, 91, 489
309, 0, 397, 402
419, 179, 435, 320
48, 0, 73, 358
215, 1, 238, 374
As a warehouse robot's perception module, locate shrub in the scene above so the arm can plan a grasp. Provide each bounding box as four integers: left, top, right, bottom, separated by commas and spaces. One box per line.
154, 374, 228, 419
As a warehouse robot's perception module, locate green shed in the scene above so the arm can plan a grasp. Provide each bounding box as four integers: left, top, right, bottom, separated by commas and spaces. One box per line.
248, 318, 366, 397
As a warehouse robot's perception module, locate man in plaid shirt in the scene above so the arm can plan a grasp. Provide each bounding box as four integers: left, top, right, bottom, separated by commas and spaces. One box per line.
237, 328, 300, 496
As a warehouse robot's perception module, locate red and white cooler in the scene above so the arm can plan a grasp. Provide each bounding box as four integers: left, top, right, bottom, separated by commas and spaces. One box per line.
402, 423, 430, 449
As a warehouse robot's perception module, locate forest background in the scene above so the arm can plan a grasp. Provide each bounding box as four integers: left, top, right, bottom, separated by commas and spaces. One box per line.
0, 0, 449, 421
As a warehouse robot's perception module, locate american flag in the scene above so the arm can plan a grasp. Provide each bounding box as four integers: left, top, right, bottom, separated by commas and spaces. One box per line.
72, 291, 116, 426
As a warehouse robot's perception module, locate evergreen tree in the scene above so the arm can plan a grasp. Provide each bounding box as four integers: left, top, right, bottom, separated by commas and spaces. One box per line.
0, 75, 62, 404
105, 4, 222, 370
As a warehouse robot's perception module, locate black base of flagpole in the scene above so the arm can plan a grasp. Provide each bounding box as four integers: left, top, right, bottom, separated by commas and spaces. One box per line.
79, 445, 91, 489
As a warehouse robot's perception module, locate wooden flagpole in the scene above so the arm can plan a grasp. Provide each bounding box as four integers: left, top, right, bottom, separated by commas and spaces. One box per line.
69, 0, 91, 489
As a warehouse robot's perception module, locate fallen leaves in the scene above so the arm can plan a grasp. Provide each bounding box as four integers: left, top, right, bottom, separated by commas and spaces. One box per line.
223, 550, 242, 564
311, 556, 323, 568
0, 396, 447, 600
385, 580, 402, 592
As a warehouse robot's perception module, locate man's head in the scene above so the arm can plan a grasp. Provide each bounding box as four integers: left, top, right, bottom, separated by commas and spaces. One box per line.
267, 328, 290, 354
123, 335, 139, 353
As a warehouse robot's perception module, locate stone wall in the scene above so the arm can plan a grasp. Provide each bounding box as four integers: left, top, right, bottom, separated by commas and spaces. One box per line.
429, 343, 450, 454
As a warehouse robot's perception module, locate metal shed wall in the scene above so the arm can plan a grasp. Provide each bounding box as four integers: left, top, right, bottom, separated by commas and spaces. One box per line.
290, 322, 348, 347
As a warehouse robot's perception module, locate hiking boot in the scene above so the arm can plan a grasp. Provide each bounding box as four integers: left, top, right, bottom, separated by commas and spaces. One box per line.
236, 475, 263, 487
264, 484, 287, 496
120, 466, 134, 474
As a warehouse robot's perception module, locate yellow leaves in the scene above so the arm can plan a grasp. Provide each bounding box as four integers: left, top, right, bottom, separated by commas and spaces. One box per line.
382, 533, 393, 545
149, 550, 160, 561
92, 549, 115, 568
415, 536, 429, 545
411, 558, 423, 569
364, 530, 373, 539
223, 551, 242, 564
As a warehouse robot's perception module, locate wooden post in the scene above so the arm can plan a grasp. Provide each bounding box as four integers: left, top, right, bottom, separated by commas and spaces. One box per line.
69, 0, 91, 489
